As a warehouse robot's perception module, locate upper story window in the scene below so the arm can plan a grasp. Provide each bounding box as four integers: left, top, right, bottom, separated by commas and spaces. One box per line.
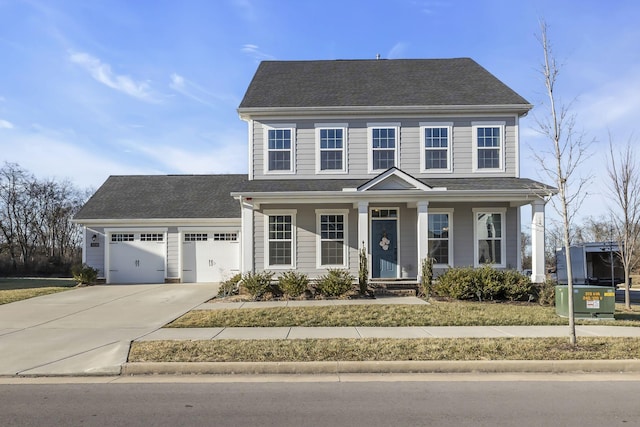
264, 124, 295, 174
316, 124, 347, 173
473, 122, 505, 171
368, 123, 400, 172
420, 123, 453, 173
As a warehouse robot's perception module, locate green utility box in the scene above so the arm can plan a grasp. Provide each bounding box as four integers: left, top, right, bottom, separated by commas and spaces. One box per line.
555, 285, 616, 319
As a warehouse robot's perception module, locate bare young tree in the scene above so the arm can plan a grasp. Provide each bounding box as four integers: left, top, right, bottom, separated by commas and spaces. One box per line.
532, 21, 593, 345
607, 135, 640, 310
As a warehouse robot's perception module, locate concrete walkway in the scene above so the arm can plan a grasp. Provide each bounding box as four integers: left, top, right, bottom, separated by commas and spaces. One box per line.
0, 284, 218, 376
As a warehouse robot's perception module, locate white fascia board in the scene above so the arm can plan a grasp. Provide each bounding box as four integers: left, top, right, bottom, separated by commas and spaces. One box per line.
74, 218, 241, 227
238, 104, 533, 120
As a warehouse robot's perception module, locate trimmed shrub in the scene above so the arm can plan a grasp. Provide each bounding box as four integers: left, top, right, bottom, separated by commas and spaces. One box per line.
241, 271, 274, 300
316, 269, 355, 297
278, 271, 309, 298
433, 266, 534, 302
218, 273, 242, 297
71, 264, 98, 285
358, 244, 368, 295
419, 257, 434, 298
534, 278, 557, 306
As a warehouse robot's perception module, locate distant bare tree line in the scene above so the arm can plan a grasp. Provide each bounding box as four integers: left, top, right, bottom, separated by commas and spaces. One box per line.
0, 162, 90, 275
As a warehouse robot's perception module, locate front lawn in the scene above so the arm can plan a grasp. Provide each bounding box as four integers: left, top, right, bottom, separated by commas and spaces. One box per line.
166, 300, 640, 328
0, 278, 76, 305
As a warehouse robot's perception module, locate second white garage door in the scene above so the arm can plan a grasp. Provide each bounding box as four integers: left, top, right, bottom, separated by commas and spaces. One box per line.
182, 232, 240, 283
108, 232, 166, 284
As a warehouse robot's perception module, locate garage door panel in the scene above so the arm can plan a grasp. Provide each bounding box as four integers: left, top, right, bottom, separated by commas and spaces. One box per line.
109, 234, 166, 284
182, 232, 240, 283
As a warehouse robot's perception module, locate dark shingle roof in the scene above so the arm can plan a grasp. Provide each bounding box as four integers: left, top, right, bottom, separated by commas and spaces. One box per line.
239, 58, 530, 109
75, 174, 554, 221
74, 175, 248, 220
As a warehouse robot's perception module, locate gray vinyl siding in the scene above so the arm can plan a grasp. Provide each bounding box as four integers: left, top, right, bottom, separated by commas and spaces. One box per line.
251, 117, 518, 180
166, 226, 179, 279
254, 203, 358, 278
84, 227, 105, 278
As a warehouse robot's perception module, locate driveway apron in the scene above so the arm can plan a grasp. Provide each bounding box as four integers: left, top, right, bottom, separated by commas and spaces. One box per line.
0, 284, 217, 376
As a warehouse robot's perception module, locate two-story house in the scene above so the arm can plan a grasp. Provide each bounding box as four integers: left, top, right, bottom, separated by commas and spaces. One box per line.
74, 58, 555, 285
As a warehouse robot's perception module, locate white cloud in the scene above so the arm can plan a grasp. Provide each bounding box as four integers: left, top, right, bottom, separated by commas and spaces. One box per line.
0, 119, 14, 129
69, 51, 157, 102
170, 73, 218, 106
241, 44, 275, 61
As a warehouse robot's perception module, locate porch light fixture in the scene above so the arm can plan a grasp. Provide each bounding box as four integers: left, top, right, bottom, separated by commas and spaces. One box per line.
92, 234, 97, 243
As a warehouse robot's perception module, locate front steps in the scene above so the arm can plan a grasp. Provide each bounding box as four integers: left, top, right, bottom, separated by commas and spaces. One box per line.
369, 280, 420, 297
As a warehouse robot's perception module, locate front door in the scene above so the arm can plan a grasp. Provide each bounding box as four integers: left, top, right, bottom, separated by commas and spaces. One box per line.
371, 218, 398, 278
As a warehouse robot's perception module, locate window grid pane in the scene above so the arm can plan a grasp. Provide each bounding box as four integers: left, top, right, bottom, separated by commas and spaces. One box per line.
268, 129, 292, 171
320, 214, 345, 265
428, 213, 450, 264
477, 127, 500, 169
320, 150, 343, 170
373, 149, 395, 170
268, 215, 293, 266
372, 128, 396, 170
477, 213, 503, 264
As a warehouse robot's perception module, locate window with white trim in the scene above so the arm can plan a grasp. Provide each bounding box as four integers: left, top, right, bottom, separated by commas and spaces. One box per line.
428, 212, 452, 265
111, 233, 134, 242
316, 125, 347, 173
316, 210, 348, 267
369, 124, 399, 172
266, 212, 295, 267
184, 233, 208, 242
140, 233, 164, 242
264, 125, 295, 173
212, 233, 238, 241
421, 123, 452, 172
473, 122, 504, 171
474, 209, 506, 267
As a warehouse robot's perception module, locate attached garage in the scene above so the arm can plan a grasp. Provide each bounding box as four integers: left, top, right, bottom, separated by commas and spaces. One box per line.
182, 231, 240, 283
107, 232, 166, 284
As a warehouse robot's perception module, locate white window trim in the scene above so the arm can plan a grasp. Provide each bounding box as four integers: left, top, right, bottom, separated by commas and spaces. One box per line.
264, 209, 297, 269
315, 123, 348, 174
315, 209, 349, 269
472, 121, 505, 172
472, 208, 507, 268
420, 122, 453, 173
263, 123, 296, 175
428, 208, 454, 267
367, 123, 400, 173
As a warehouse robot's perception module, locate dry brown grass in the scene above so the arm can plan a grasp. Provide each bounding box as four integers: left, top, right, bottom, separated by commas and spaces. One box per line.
0, 278, 76, 305
129, 337, 640, 363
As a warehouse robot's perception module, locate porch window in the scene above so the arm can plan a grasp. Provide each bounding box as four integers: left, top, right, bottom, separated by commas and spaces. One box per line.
264, 125, 295, 173
474, 209, 506, 267
316, 125, 347, 173
266, 212, 295, 267
421, 123, 452, 172
316, 210, 348, 267
368, 124, 400, 172
473, 122, 505, 171
428, 212, 451, 265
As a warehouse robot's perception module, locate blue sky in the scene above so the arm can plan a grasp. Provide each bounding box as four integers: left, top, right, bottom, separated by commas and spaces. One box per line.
1, 0, 639, 225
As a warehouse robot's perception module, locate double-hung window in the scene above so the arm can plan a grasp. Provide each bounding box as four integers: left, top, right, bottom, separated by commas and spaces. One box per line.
420, 123, 452, 172
316, 124, 347, 173
473, 208, 506, 267
265, 211, 296, 268
264, 124, 295, 173
428, 211, 453, 265
316, 210, 348, 267
368, 124, 400, 172
473, 122, 504, 171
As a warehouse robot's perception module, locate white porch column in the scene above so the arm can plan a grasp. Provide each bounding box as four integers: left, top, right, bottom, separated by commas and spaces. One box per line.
416, 201, 429, 279
357, 201, 369, 256
241, 199, 255, 273
531, 199, 546, 283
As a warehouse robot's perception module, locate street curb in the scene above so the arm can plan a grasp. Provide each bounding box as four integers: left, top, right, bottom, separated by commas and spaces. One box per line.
122, 360, 640, 375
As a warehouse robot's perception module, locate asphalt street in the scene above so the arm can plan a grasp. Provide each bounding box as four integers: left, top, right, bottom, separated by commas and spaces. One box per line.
3, 377, 640, 427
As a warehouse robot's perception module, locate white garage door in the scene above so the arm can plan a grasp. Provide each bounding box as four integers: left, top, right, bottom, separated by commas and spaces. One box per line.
182, 232, 240, 283
108, 233, 166, 284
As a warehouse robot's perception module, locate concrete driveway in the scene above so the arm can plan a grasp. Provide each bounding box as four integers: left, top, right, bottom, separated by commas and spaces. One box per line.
0, 283, 217, 376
